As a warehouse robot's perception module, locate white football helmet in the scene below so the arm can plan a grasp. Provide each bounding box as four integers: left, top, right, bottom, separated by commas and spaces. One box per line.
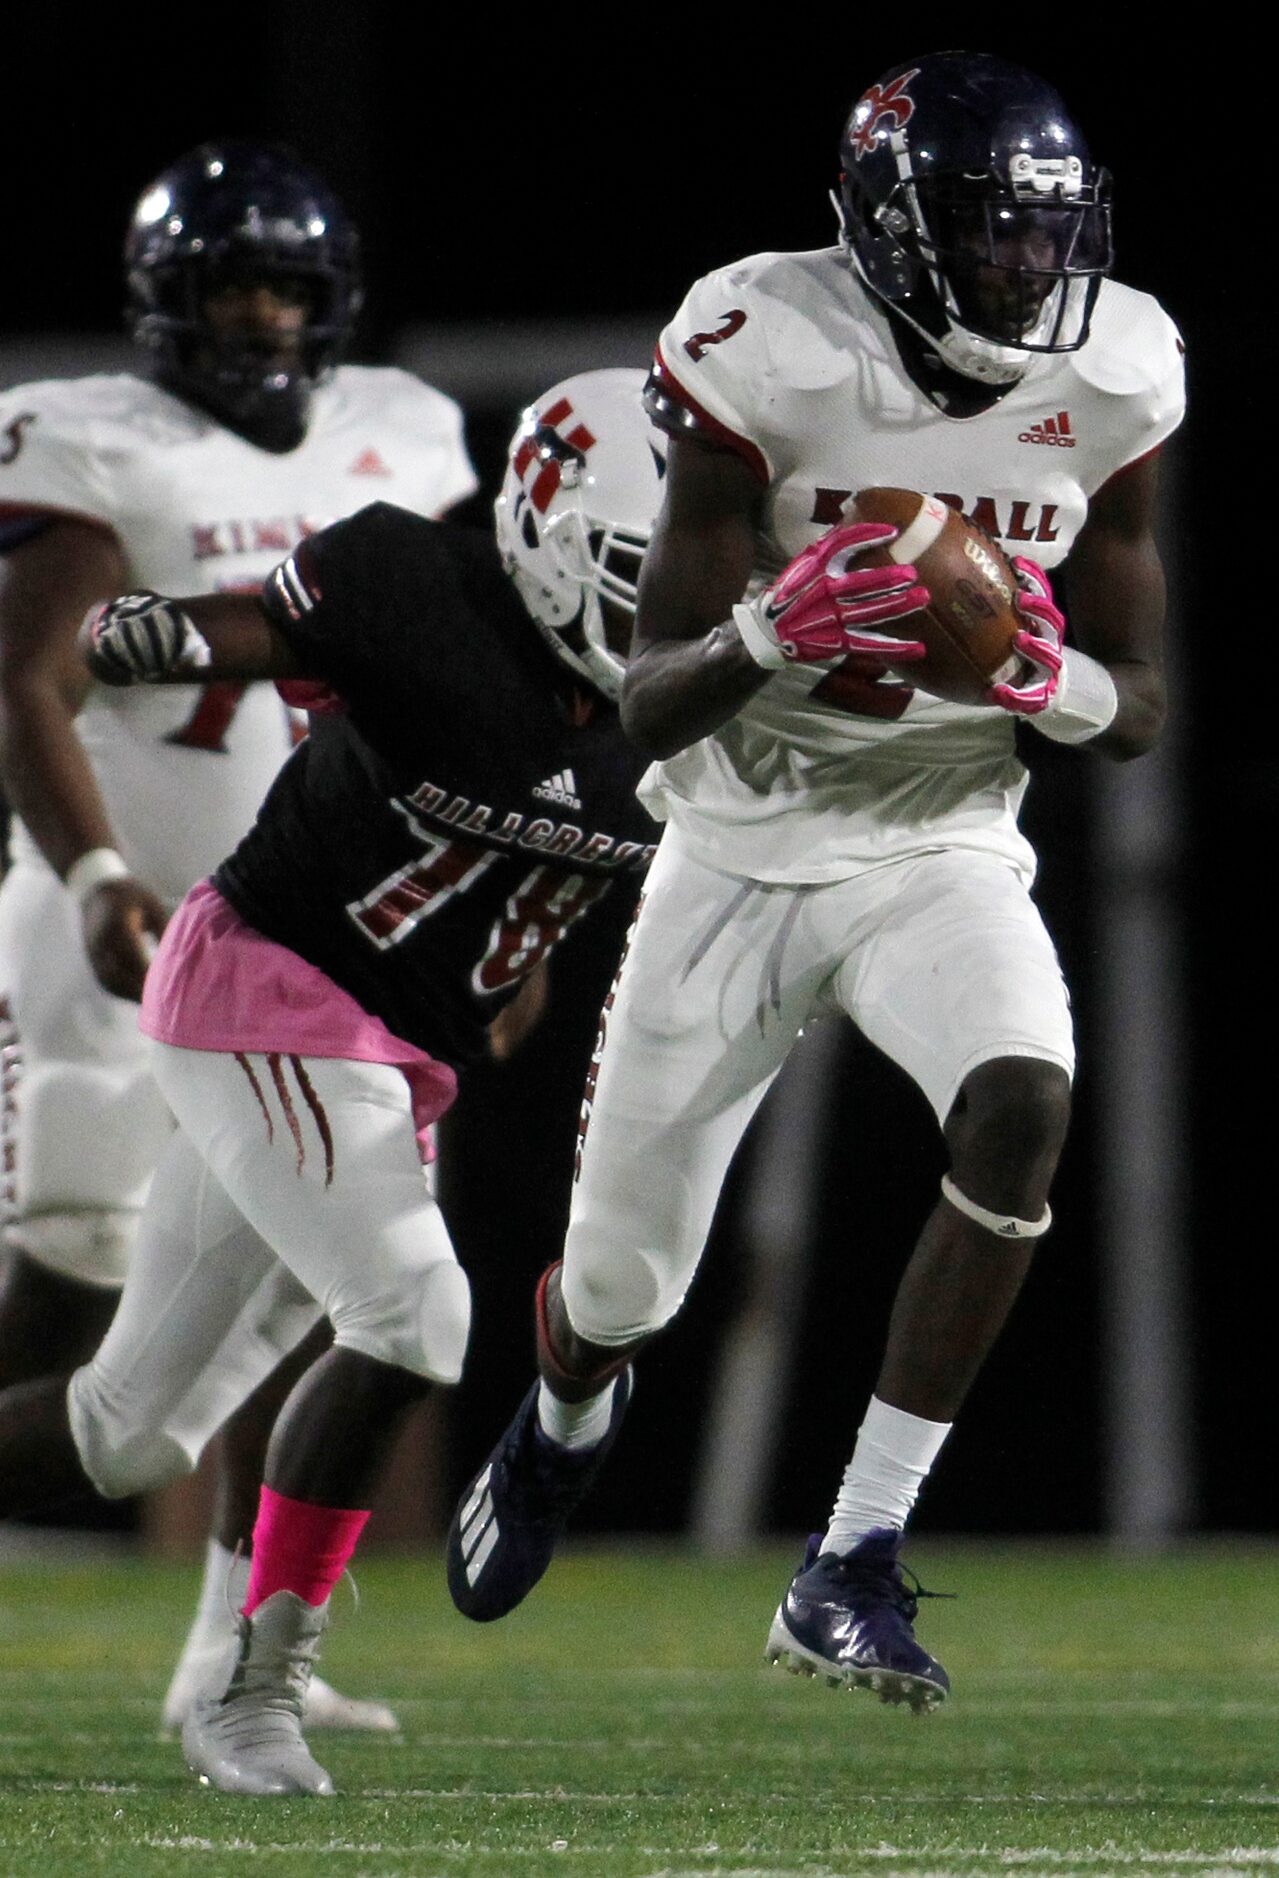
495, 368, 665, 700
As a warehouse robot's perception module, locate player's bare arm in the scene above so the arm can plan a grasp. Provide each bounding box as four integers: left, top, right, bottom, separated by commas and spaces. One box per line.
0, 518, 169, 1000
0, 518, 129, 872
486, 959, 552, 1062
624, 437, 932, 760
1060, 450, 1167, 760
621, 438, 769, 759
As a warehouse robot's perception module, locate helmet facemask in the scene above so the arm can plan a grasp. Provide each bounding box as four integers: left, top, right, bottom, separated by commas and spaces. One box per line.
140, 254, 350, 450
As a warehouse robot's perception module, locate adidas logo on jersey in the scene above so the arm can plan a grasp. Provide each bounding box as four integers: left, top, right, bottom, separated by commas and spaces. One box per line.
533, 770, 582, 810
349, 447, 393, 476
1019, 411, 1076, 447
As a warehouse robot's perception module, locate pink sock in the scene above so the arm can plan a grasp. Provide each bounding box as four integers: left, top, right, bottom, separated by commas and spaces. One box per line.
242, 1485, 371, 1614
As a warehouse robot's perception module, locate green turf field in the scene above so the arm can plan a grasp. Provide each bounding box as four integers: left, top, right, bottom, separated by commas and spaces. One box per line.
1, 1539, 1276, 1877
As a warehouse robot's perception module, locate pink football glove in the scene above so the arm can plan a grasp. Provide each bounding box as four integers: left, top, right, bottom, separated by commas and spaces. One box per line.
734, 521, 930, 670
985, 556, 1065, 715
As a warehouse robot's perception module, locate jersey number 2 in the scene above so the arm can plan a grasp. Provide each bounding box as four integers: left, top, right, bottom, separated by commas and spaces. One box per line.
811, 657, 914, 720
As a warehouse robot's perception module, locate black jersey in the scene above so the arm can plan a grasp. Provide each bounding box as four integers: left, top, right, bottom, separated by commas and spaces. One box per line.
214, 503, 657, 1068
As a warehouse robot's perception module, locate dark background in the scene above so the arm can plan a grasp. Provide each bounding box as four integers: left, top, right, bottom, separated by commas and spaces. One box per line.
2, 20, 1248, 1538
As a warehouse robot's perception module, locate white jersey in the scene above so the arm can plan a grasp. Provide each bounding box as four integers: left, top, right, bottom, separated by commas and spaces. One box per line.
0, 366, 477, 904
643, 248, 1186, 883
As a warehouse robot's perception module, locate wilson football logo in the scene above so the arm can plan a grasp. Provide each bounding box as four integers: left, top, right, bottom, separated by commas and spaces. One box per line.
962, 535, 1014, 605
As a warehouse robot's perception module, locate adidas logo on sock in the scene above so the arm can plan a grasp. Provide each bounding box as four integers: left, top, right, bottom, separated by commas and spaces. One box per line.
1018, 410, 1076, 447
533, 769, 582, 809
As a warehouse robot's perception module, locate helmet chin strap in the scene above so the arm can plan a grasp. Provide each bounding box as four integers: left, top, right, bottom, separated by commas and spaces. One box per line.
891, 254, 1032, 388
930, 321, 1030, 387
843, 249, 1030, 389
160, 352, 314, 453
834, 212, 1030, 390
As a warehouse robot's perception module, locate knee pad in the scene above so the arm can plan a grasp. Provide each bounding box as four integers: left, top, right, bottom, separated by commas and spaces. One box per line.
4, 1208, 137, 1287
560, 1234, 686, 1345
67, 1362, 197, 1498
331, 1255, 472, 1384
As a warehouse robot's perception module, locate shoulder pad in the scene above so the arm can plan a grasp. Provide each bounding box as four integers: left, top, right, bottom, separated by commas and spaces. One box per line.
1073, 281, 1185, 402
325, 364, 464, 423
669, 249, 860, 393
0, 375, 164, 524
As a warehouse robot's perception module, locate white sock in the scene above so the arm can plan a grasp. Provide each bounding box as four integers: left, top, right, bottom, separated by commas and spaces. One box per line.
188, 1538, 249, 1644
822, 1395, 952, 1556
536, 1378, 616, 1450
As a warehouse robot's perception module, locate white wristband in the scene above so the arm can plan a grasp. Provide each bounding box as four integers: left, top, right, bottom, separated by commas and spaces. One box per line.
63, 847, 130, 905
1035, 647, 1119, 745
731, 599, 788, 671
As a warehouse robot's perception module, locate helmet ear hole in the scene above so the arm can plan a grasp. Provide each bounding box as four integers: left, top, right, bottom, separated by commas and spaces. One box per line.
521, 508, 539, 550
858, 227, 916, 300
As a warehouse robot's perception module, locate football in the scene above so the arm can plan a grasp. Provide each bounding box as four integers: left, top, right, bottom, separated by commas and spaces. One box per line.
850, 487, 1025, 704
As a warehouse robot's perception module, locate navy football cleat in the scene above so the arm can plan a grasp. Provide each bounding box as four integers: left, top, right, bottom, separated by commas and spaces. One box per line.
765, 1528, 951, 1712
446, 1370, 632, 1622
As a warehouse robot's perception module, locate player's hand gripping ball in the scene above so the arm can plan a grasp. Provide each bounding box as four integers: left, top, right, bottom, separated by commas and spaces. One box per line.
984, 556, 1065, 715
733, 521, 931, 670
847, 488, 1029, 705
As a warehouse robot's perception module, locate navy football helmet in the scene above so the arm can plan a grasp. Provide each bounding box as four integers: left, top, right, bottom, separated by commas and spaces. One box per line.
125, 141, 362, 450
838, 52, 1112, 386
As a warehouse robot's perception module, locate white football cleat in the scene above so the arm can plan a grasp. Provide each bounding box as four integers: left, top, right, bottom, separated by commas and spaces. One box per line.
301, 1673, 398, 1733
181, 1590, 335, 1796
163, 1638, 399, 1735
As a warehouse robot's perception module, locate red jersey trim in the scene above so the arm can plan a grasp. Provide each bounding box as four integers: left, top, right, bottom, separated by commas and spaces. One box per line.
0, 499, 118, 537
1100, 442, 1164, 490
650, 346, 770, 486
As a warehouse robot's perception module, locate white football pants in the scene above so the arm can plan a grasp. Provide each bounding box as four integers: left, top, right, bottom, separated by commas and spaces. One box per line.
0, 859, 174, 1284
563, 831, 1074, 1346
68, 1042, 468, 1499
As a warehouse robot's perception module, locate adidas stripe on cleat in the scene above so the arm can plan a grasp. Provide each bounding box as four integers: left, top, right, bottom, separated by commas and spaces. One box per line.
765, 1528, 951, 1714
446, 1369, 632, 1622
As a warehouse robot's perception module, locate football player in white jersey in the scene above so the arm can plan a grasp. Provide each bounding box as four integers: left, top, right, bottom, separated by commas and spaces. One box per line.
0, 140, 476, 1732
445, 52, 1186, 1710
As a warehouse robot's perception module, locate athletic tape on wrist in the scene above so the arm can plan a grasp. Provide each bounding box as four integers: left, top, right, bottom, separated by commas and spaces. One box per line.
732, 600, 788, 670
64, 847, 131, 905
1035, 647, 1119, 745
941, 1173, 1052, 1239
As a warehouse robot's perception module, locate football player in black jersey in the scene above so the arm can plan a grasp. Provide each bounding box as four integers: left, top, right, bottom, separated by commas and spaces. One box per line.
0, 369, 662, 1797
